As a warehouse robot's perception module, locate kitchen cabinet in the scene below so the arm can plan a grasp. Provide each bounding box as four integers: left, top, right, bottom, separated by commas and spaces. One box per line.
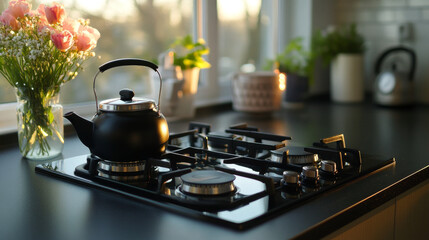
395, 178, 429, 239
323, 179, 429, 240
322, 200, 395, 240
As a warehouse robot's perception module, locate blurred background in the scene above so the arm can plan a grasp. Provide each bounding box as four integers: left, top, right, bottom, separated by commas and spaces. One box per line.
0, 0, 265, 105
1, 0, 429, 106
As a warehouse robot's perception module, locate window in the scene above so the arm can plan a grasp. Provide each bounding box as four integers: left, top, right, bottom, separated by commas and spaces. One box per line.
0, 0, 279, 132
1, 0, 193, 104
218, 0, 262, 76
196, 0, 274, 105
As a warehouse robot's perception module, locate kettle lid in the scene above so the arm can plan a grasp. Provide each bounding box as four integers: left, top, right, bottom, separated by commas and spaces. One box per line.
99, 89, 156, 112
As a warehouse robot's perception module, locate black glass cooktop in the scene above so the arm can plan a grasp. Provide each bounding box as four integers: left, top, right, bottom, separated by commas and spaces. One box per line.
35, 122, 395, 230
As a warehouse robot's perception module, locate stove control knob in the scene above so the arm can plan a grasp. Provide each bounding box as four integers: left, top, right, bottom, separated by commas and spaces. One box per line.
281, 171, 301, 192
320, 160, 338, 175
282, 171, 300, 185
301, 165, 319, 185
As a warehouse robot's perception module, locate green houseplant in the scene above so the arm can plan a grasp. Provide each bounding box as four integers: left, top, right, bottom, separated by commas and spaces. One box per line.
265, 37, 312, 105
269, 37, 312, 77
312, 24, 365, 103
312, 24, 364, 64
155, 35, 210, 119
170, 35, 210, 94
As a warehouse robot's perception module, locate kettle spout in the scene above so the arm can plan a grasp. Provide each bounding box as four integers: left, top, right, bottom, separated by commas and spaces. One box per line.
64, 112, 94, 149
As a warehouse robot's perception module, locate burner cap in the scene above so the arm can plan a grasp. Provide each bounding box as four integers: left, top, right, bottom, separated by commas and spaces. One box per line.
180, 170, 236, 196
271, 146, 319, 165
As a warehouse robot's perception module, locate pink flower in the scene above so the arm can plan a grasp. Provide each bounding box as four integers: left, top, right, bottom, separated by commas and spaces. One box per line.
37, 22, 53, 34
51, 30, 74, 51
0, 10, 20, 31
32, 4, 49, 31
76, 26, 100, 51
37, 4, 46, 16
36, 4, 47, 20
76, 31, 97, 51
7, 0, 31, 19
63, 18, 80, 36
83, 25, 100, 41
44, 2, 65, 24
26, 10, 39, 18
36, 17, 52, 34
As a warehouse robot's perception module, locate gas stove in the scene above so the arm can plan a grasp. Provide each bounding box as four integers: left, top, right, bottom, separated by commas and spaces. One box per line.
35, 122, 395, 230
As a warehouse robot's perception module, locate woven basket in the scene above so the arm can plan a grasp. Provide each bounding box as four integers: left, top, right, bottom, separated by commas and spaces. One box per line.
232, 72, 282, 112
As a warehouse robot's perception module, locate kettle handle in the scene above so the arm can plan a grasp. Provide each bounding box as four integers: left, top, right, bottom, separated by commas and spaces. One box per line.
374, 46, 416, 81
93, 58, 163, 113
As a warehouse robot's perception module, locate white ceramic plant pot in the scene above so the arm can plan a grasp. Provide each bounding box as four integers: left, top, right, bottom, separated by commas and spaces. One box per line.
330, 54, 364, 103
182, 67, 200, 95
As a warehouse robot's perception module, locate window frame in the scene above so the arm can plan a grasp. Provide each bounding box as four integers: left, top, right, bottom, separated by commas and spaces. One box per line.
194, 0, 225, 106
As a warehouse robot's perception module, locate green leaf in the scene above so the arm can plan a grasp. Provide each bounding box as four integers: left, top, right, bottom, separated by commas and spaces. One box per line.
265, 37, 311, 77
311, 23, 365, 64
170, 35, 210, 70
47, 110, 54, 124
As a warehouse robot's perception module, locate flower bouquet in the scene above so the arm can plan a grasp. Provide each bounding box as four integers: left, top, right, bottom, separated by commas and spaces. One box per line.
0, 0, 99, 159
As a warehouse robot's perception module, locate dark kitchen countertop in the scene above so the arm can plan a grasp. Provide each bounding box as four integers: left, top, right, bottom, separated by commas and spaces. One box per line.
1, 100, 429, 240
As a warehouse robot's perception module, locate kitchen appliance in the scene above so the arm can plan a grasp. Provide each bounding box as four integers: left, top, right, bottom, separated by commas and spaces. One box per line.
36, 122, 395, 230
64, 59, 169, 161
374, 46, 416, 106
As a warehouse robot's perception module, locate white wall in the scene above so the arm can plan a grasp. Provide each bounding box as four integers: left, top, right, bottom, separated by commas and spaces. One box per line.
335, 0, 429, 103
311, 0, 335, 95
280, 0, 429, 101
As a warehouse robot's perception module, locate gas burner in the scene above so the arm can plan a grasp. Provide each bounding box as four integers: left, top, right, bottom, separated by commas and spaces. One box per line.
180, 170, 236, 196
271, 146, 319, 165
98, 160, 146, 174
96, 160, 155, 183
98, 171, 145, 182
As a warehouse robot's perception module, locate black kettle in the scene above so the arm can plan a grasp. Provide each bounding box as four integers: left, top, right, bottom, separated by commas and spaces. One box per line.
64, 58, 169, 161
374, 46, 416, 106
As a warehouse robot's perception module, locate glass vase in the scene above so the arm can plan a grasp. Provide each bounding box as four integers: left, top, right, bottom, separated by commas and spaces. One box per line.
16, 91, 64, 160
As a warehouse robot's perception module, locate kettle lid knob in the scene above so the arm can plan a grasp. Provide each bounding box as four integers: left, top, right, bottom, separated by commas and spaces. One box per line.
120, 88, 134, 101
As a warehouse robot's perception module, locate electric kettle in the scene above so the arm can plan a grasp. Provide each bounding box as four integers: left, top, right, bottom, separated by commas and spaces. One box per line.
374, 46, 416, 106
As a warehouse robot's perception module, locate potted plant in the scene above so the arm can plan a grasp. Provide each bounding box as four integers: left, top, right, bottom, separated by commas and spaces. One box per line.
312, 24, 365, 103
265, 37, 312, 106
170, 35, 210, 95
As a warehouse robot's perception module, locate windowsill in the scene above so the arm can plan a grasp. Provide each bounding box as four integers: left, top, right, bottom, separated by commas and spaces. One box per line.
0, 101, 96, 135
0, 101, 233, 150
0, 94, 232, 135
0, 70, 234, 148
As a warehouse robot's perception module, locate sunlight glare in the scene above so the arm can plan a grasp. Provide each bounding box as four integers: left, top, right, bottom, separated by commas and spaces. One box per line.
218, 0, 261, 21
42, 0, 136, 21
